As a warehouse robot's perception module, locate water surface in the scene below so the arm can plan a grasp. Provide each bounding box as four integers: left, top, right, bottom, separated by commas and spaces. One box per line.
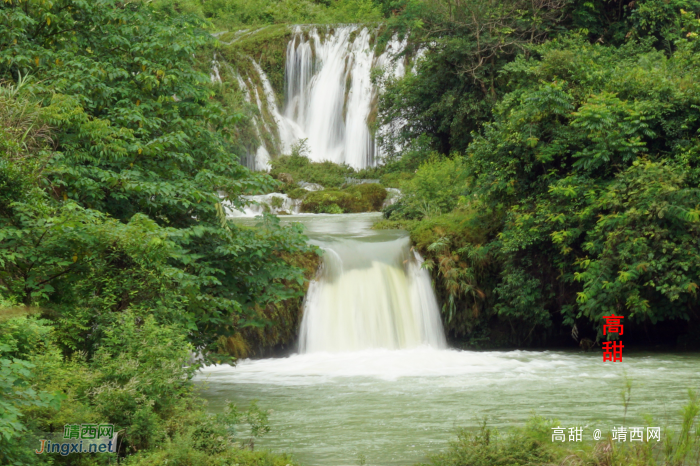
198, 213, 700, 465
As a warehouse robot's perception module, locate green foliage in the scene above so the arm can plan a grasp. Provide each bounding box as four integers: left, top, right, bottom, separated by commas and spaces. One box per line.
301, 184, 387, 213
392, 209, 501, 344
378, 0, 570, 155
385, 155, 467, 220
236, 249, 321, 357
0, 1, 318, 462
0, 0, 318, 361
423, 418, 558, 466
462, 34, 700, 341
0, 313, 292, 465
125, 437, 298, 466
570, 160, 700, 327
0, 343, 63, 465
355, 183, 389, 210
153, 0, 384, 29
425, 390, 700, 466
270, 152, 356, 190
380, 1, 700, 345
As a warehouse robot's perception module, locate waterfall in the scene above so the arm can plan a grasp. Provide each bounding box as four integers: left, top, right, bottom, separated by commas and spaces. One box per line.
225, 193, 301, 217
299, 237, 447, 353
231, 25, 412, 170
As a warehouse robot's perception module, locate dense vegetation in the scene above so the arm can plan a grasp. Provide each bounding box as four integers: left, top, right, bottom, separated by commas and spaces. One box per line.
375, 0, 700, 349
423, 390, 700, 466
153, 0, 385, 28
0, 0, 320, 463
269, 148, 389, 213
3, 0, 700, 464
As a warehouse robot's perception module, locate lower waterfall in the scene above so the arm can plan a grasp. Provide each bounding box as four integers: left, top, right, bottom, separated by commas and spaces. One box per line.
299, 235, 446, 353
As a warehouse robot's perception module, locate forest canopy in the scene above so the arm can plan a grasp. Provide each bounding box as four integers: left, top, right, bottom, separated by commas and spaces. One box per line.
378, 0, 700, 347
2, 0, 700, 464
1, 0, 316, 462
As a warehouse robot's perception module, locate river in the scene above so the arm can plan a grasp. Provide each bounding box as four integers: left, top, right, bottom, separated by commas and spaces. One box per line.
196, 213, 700, 466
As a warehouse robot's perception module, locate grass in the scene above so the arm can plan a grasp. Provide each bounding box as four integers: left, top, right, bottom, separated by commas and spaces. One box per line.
270, 152, 357, 190
152, 0, 384, 31
423, 389, 700, 466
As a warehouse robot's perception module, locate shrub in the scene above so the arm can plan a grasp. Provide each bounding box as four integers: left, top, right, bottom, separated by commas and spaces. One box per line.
354, 183, 388, 210
270, 153, 355, 189
300, 185, 387, 213
385, 155, 467, 220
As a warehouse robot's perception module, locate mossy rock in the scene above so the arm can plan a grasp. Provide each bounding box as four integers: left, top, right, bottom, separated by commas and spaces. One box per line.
217, 25, 292, 97
301, 189, 363, 213
300, 185, 387, 213
286, 187, 308, 200
353, 183, 387, 210
240, 250, 321, 358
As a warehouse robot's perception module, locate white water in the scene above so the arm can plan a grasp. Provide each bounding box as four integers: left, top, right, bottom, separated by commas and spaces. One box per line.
283, 26, 410, 168
199, 214, 700, 465
299, 238, 446, 353
225, 193, 301, 217
231, 26, 412, 169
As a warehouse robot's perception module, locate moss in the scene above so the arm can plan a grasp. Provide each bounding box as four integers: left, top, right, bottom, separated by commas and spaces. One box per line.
286, 187, 308, 199
373, 218, 418, 231
301, 189, 362, 213
408, 210, 490, 251
216, 333, 250, 359
240, 250, 321, 357
354, 183, 387, 210
216, 25, 291, 97
300, 185, 387, 213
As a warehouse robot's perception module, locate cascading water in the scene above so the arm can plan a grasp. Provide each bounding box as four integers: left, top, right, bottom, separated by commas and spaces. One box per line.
231, 25, 412, 170
282, 26, 409, 168
299, 237, 446, 353
200, 28, 700, 466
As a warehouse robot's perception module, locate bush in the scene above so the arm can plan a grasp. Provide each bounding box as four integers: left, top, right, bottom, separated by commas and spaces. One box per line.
354, 183, 388, 211
152, 0, 383, 29
0, 313, 292, 465
270, 153, 355, 190
385, 155, 467, 220
301, 190, 363, 213
300, 185, 387, 213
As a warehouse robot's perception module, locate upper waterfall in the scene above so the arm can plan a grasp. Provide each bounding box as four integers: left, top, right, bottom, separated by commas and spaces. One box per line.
229, 25, 410, 170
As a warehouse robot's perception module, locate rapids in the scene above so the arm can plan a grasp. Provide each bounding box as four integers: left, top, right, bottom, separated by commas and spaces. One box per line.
197, 214, 700, 466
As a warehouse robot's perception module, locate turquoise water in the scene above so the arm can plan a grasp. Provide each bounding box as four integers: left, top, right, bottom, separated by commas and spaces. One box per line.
196, 349, 700, 465
197, 213, 700, 465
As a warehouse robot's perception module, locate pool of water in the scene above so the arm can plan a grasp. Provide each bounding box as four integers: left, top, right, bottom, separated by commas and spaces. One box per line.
196, 348, 700, 465
197, 213, 700, 465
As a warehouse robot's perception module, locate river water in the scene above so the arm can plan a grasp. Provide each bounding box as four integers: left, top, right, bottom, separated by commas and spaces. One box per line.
196, 213, 700, 466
